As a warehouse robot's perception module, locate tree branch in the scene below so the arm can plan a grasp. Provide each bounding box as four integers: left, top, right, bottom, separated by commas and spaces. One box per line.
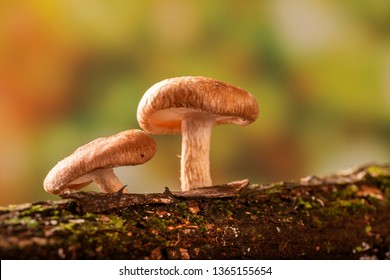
1, 163, 389, 259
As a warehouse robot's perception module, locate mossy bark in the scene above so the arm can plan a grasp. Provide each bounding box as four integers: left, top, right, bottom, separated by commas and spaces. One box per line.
1, 164, 390, 260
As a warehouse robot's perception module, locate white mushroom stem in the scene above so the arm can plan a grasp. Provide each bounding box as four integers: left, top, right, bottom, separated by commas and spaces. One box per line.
180, 114, 216, 191
90, 169, 129, 193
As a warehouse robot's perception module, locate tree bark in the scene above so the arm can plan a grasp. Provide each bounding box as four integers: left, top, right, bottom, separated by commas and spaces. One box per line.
1, 163, 389, 260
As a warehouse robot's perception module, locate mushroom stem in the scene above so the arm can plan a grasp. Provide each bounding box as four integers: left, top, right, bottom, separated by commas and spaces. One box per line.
91, 168, 129, 193
181, 114, 216, 191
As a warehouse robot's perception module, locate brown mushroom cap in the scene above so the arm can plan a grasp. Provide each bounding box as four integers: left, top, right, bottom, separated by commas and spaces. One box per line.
43, 129, 157, 194
137, 76, 259, 134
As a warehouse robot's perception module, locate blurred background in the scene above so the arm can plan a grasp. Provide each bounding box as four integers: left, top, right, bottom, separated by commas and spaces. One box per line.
1, 0, 389, 205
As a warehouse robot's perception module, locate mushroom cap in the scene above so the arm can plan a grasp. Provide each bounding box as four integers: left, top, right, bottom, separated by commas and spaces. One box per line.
43, 129, 157, 194
137, 76, 259, 134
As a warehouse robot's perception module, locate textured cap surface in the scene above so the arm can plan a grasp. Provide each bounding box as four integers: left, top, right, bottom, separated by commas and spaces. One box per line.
43, 129, 156, 194
137, 76, 259, 134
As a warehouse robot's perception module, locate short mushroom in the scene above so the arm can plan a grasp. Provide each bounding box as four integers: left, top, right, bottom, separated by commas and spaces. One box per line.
43, 129, 157, 195
137, 76, 259, 191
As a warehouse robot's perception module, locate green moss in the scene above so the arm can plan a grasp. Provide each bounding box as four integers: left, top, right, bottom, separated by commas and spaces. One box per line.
1, 203, 32, 212
320, 198, 374, 220
20, 204, 53, 216
59, 222, 77, 232
337, 199, 368, 213
340, 184, 359, 197
171, 202, 207, 229
148, 216, 168, 231
297, 197, 312, 209
213, 200, 234, 215
106, 214, 126, 230
320, 206, 343, 219
82, 212, 99, 220
367, 166, 390, 178
366, 166, 390, 191
354, 245, 363, 253
27, 219, 39, 228
4, 216, 39, 228
177, 202, 187, 210
188, 214, 206, 227
365, 225, 372, 235
265, 185, 283, 194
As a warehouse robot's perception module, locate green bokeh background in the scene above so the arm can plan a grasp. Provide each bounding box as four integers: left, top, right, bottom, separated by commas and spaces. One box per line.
1, 0, 389, 204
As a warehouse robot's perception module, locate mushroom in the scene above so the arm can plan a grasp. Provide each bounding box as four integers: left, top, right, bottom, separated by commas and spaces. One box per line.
137, 76, 259, 191
43, 129, 157, 195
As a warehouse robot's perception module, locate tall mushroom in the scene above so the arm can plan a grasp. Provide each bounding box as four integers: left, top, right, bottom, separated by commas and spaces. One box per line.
137, 76, 259, 191
43, 129, 157, 195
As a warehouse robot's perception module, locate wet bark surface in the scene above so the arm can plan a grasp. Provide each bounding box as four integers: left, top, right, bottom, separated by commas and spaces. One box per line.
1, 164, 389, 260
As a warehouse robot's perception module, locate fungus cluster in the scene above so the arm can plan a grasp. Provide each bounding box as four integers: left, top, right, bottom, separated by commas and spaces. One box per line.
44, 76, 258, 195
